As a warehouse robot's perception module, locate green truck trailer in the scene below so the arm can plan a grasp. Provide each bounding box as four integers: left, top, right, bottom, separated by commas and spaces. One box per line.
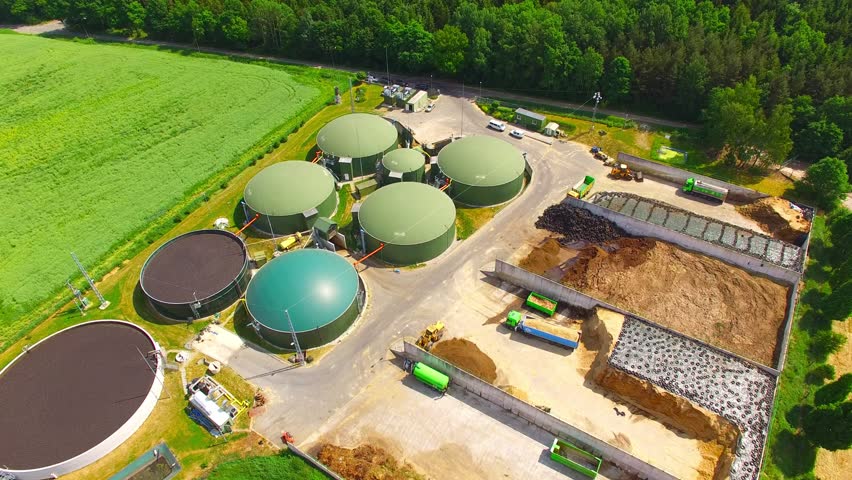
412, 362, 449, 393
568, 175, 595, 198
550, 438, 602, 478
526, 292, 557, 316
682, 177, 728, 202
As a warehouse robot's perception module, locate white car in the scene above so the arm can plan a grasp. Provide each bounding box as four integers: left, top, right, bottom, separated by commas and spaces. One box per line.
509, 129, 525, 139
425, 103, 434, 112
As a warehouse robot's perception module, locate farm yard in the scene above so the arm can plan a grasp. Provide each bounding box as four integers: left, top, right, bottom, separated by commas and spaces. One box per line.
0, 32, 343, 347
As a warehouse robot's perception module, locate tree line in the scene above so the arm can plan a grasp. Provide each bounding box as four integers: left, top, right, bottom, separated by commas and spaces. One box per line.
2, 0, 850, 173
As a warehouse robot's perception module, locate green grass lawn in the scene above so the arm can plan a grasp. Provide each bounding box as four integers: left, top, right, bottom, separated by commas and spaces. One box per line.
762, 217, 831, 479
208, 452, 326, 480
0, 32, 347, 348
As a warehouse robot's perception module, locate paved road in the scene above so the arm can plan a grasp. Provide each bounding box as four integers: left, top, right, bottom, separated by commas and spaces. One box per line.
8, 20, 696, 130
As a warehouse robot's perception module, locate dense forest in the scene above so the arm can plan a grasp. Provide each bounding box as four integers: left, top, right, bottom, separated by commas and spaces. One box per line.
2, 0, 851, 173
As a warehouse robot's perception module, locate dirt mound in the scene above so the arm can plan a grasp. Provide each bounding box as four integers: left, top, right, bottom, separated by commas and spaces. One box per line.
535, 203, 625, 243
564, 238, 656, 287
317, 444, 425, 480
519, 238, 562, 275
583, 309, 738, 480
737, 197, 810, 244
431, 338, 497, 383
565, 239, 789, 366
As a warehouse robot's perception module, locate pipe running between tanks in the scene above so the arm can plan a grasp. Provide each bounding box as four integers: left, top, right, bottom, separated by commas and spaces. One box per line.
237, 213, 261, 235
354, 243, 385, 265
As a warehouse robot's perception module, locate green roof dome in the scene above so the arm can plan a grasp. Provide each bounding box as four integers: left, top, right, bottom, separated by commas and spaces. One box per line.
359, 183, 455, 245
382, 148, 424, 173
317, 113, 398, 159
437, 136, 524, 187
245, 249, 358, 333
244, 161, 335, 216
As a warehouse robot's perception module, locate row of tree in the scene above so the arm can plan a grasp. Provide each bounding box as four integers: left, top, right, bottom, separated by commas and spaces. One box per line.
2, 0, 850, 171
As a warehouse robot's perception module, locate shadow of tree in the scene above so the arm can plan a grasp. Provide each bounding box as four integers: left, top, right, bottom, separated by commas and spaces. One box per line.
785, 404, 813, 426
770, 429, 817, 477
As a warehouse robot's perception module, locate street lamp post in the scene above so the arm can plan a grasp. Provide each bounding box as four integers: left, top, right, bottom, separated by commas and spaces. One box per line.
479, 81, 482, 100
430, 74, 433, 92
591, 91, 602, 132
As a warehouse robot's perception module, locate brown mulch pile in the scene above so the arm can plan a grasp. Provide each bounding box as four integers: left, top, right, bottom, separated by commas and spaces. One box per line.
317, 444, 425, 480
430, 338, 498, 383
563, 238, 789, 365
736, 197, 810, 243
519, 238, 562, 276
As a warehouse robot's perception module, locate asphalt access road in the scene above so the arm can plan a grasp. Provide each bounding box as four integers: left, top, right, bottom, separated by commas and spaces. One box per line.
250, 99, 591, 443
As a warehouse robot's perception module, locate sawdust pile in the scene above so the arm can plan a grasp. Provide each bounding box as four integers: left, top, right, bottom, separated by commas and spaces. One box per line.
583, 309, 738, 480
564, 238, 789, 366
430, 338, 497, 383
317, 444, 425, 480
736, 197, 810, 244
519, 238, 562, 276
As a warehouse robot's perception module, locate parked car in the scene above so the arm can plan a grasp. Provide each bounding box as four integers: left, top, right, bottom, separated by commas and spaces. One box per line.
510, 129, 526, 139
425, 103, 434, 112
415, 83, 429, 91
590, 146, 601, 154
488, 119, 507, 131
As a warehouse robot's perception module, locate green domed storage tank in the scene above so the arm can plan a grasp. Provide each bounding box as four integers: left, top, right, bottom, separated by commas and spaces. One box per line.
317, 113, 399, 180
243, 161, 337, 236
437, 136, 525, 206
354, 182, 455, 265
245, 249, 364, 349
380, 148, 425, 184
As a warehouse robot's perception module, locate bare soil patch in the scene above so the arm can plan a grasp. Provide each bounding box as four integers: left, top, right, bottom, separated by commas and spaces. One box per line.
563, 238, 789, 365
430, 338, 498, 383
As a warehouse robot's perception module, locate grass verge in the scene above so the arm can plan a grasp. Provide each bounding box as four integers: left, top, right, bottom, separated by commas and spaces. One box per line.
455, 205, 504, 240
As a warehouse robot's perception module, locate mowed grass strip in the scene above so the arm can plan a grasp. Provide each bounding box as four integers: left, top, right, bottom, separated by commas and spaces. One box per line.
0, 34, 327, 343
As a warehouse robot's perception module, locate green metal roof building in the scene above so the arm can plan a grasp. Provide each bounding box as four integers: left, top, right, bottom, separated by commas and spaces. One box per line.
437, 136, 525, 206
514, 108, 546, 130
317, 113, 399, 180
243, 161, 337, 236
380, 148, 426, 184
353, 182, 456, 265
245, 249, 364, 350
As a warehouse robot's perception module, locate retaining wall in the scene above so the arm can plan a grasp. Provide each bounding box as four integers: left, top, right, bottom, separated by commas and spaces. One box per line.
403, 341, 678, 480
563, 196, 800, 286
288, 444, 344, 480
616, 153, 768, 203
491, 259, 781, 376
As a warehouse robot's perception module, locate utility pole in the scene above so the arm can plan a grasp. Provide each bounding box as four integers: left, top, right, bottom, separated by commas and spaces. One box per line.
66, 280, 88, 316
285, 310, 305, 365
385, 47, 390, 86
479, 81, 482, 100
591, 92, 602, 132
71, 252, 109, 309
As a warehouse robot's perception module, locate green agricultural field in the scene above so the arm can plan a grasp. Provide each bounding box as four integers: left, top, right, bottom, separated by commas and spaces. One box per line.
0, 33, 342, 347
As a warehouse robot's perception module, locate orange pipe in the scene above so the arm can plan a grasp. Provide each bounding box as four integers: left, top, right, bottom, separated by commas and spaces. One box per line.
312, 149, 323, 163
354, 243, 385, 265
440, 179, 452, 191
237, 213, 260, 234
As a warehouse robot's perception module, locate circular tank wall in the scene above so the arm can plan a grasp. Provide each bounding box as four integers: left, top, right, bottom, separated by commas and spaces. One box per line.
356, 182, 456, 265
243, 161, 337, 236
317, 113, 399, 179
437, 136, 525, 206
0, 321, 163, 480
380, 148, 425, 184
140, 229, 249, 321
245, 249, 364, 350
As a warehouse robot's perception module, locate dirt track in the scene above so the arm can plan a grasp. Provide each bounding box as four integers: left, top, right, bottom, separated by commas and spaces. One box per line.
558, 238, 789, 366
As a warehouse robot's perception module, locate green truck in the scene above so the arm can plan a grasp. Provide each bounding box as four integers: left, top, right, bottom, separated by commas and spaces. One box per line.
550, 438, 602, 478
568, 175, 595, 199
682, 177, 728, 202
412, 362, 449, 393
526, 292, 557, 316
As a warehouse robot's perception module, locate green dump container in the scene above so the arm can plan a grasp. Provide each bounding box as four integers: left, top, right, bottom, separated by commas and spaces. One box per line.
412, 362, 449, 392
550, 438, 602, 478
526, 292, 557, 316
